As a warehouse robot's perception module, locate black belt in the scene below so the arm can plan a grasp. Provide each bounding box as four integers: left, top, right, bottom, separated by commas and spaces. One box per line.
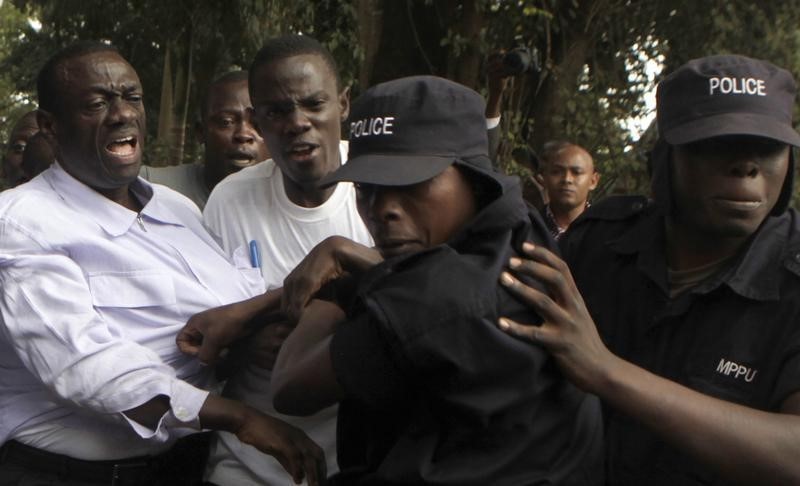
0, 439, 171, 485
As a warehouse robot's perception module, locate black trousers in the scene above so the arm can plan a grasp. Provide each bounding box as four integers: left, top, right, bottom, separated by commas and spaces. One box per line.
0, 433, 211, 486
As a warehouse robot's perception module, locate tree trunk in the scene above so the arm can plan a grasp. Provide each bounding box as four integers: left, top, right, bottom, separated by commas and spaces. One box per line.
447, 0, 484, 89
156, 46, 174, 167
356, 0, 384, 91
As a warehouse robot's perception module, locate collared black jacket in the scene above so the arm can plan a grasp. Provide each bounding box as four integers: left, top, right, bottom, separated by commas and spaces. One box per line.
329, 176, 604, 485
562, 195, 800, 485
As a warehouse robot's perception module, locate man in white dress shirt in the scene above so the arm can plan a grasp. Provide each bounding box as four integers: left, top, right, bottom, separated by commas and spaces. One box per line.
0, 41, 324, 486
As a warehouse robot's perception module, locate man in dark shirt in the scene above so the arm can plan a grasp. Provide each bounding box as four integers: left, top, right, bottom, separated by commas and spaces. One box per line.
271, 75, 604, 485
498, 54, 800, 484
539, 141, 598, 240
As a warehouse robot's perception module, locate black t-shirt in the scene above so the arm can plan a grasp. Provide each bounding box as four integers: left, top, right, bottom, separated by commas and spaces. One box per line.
561, 196, 800, 485
328, 178, 604, 485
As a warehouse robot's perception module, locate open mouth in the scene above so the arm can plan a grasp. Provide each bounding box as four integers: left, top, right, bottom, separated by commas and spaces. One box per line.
105, 136, 138, 159
286, 142, 319, 161
227, 152, 257, 168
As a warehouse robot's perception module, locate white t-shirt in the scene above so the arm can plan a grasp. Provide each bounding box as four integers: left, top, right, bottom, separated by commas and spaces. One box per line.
202, 141, 372, 485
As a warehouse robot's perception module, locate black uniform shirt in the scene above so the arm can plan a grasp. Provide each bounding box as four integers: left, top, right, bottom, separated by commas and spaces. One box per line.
329, 178, 605, 486
561, 196, 800, 485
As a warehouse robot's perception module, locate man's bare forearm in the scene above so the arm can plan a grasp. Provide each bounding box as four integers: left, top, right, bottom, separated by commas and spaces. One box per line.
272, 299, 346, 416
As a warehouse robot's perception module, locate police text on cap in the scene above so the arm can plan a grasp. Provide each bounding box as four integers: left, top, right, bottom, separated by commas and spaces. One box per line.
351, 117, 395, 138
709, 77, 766, 96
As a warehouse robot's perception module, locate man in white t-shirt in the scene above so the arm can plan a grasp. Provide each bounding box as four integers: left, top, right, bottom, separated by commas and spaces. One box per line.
202, 34, 371, 485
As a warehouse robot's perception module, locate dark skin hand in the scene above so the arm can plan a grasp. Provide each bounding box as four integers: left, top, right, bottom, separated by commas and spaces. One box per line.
176, 288, 284, 365
218, 320, 295, 379
177, 236, 380, 366
124, 394, 326, 485
282, 235, 383, 322
497, 242, 800, 485
241, 320, 295, 370
486, 50, 513, 119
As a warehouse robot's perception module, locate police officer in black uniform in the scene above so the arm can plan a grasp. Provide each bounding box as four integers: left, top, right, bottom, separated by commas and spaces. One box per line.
271, 75, 604, 485
497, 54, 800, 485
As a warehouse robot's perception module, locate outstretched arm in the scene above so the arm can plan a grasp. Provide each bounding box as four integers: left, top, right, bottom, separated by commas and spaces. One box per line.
485, 50, 511, 120
124, 393, 326, 485
498, 242, 800, 485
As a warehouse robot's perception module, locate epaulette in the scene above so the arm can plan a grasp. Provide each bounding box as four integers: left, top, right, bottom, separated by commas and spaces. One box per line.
573, 195, 652, 225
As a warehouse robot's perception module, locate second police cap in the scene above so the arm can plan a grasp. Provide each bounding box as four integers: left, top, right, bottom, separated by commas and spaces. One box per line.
656, 54, 800, 146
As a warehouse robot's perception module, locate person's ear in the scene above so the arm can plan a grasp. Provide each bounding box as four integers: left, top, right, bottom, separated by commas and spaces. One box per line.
589, 171, 600, 191
339, 86, 350, 122
36, 109, 56, 142
36, 109, 61, 163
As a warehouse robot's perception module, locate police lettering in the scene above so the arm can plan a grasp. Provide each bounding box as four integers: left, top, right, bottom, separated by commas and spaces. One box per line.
716, 358, 758, 382
350, 116, 395, 138
708, 77, 766, 96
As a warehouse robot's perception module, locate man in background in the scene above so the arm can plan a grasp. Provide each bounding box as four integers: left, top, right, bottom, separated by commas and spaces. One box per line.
539, 141, 599, 239
140, 71, 268, 209
2, 110, 39, 188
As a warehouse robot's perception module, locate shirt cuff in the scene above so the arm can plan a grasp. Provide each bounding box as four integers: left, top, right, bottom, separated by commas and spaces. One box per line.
122, 379, 209, 442
486, 116, 501, 129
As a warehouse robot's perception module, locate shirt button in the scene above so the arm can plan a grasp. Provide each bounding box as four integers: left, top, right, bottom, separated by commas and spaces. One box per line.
174, 406, 190, 421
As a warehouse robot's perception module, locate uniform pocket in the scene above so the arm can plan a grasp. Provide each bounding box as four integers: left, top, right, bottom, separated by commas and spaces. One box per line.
684, 351, 760, 406
88, 270, 177, 308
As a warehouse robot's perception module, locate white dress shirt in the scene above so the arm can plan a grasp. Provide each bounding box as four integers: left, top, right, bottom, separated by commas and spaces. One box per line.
0, 163, 264, 460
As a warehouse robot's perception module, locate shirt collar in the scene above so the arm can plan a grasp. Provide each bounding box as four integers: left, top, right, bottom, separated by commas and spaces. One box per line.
45, 163, 186, 237
544, 202, 590, 241
607, 208, 788, 302
703, 214, 789, 302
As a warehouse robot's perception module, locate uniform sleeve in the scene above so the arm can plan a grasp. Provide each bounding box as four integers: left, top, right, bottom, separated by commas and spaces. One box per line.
771, 338, 800, 409
329, 311, 409, 410
0, 218, 208, 441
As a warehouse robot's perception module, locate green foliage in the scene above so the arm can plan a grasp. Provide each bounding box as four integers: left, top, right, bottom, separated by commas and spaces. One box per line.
476, 0, 800, 203
0, 1, 37, 146
1, 0, 800, 205
1, 0, 360, 165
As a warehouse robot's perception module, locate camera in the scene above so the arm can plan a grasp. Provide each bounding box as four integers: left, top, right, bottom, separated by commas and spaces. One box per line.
503, 47, 540, 76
